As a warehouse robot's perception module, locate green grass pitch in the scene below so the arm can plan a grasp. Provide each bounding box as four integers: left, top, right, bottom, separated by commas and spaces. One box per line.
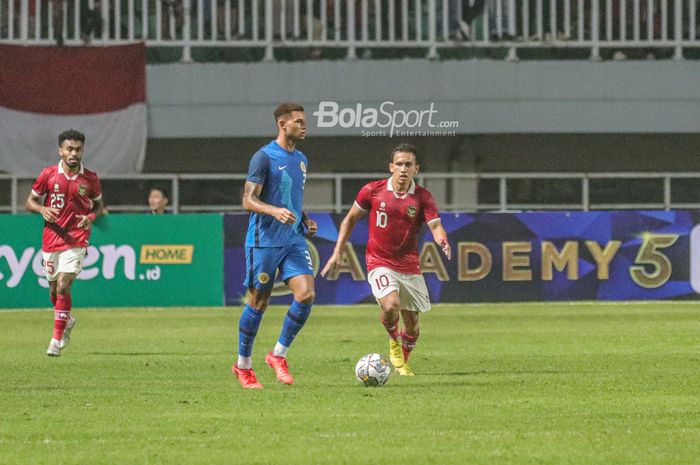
0, 303, 698, 465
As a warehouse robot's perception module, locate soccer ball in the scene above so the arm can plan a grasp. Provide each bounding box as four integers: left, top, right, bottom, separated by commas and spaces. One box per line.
355, 353, 391, 387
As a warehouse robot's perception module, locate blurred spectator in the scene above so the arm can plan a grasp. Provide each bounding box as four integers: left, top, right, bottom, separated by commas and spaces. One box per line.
161, 0, 183, 39
13, 0, 37, 38
51, 0, 66, 46
488, 0, 513, 41
271, 1, 327, 58
611, 0, 659, 41
441, 0, 470, 40
272, 0, 323, 40
80, 0, 103, 43
272, 1, 295, 39
610, 0, 663, 60
458, 0, 485, 42
541, 1, 568, 41
216, 0, 239, 39
462, 0, 486, 24
148, 187, 169, 214
201, 0, 238, 39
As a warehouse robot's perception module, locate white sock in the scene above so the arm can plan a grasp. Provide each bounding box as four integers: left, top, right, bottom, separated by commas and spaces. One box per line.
237, 356, 252, 369
273, 342, 289, 358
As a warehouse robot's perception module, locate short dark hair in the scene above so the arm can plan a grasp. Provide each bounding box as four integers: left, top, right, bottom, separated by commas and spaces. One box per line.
390, 143, 418, 164
58, 129, 85, 146
150, 186, 169, 199
274, 102, 304, 121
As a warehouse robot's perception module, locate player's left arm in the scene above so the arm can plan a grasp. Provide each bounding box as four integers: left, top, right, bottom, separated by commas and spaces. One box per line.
301, 211, 317, 238
76, 178, 104, 230
76, 197, 104, 230
422, 189, 451, 260
428, 219, 451, 260
300, 155, 316, 236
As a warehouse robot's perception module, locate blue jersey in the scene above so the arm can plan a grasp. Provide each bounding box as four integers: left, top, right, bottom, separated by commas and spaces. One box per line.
245, 140, 309, 247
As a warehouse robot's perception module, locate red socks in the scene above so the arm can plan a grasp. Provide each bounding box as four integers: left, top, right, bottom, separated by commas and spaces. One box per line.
381, 313, 400, 340
52, 294, 72, 340
400, 331, 418, 362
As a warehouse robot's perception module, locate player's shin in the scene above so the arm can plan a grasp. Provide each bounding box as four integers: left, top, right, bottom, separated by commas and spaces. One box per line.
400, 330, 419, 363
237, 305, 264, 369
380, 312, 400, 341
52, 294, 72, 340
274, 301, 312, 357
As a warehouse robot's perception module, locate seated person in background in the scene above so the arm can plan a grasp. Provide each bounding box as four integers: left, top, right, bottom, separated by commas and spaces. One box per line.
161, 0, 184, 39
148, 187, 169, 214
80, 0, 103, 44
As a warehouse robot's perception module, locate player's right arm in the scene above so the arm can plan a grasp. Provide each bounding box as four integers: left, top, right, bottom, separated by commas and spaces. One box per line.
25, 170, 59, 223
242, 181, 296, 225
320, 204, 367, 278
243, 149, 296, 225
25, 192, 59, 223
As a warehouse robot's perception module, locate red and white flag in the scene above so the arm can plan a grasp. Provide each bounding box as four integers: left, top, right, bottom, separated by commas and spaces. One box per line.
0, 43, 146, 175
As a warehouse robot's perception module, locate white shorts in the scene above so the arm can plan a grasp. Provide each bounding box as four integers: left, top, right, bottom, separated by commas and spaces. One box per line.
367, 267, 431, 313
42, 248, 87, 281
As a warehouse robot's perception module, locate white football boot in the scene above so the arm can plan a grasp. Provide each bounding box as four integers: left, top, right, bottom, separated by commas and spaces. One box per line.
59, 316, 77, 349
46, 338, 61, 357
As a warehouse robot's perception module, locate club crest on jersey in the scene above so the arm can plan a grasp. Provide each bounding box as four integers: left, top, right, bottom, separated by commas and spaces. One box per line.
78, 184, 88, 196
379, 201, 386, 210
54, 184, 60, 192
407, 204, 417, 217
299, 161, 307, 173
258, 272, 270, 284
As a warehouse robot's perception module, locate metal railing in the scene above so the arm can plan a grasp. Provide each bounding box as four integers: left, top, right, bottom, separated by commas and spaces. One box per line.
4, 172, 700, 213
1, 0, 698, 60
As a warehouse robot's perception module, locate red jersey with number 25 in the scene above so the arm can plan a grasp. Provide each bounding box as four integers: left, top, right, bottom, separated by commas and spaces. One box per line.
354, 178, 440, 275
31, 162, 102, 252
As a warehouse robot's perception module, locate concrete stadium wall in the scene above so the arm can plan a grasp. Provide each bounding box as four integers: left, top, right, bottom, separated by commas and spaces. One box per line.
146, 59, 700, 138
144, 59, 700, 176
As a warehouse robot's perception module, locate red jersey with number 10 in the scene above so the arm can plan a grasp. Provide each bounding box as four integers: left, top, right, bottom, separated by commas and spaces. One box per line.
31, 162, 102, 252
354, 178, 440, 275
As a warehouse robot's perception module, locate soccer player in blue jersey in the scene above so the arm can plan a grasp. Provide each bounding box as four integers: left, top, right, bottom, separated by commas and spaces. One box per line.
232, 102, 318, 389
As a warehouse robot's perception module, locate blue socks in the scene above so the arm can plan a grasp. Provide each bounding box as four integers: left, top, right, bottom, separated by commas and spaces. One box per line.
238, 305, 264, 357
277, 301, 312, 348
238, 301, 312, 364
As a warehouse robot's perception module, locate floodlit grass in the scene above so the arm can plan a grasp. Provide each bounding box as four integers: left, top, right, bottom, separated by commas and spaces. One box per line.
0, 303, 699, 465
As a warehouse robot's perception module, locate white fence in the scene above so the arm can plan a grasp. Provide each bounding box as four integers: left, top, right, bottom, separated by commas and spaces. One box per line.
4, 172, 700, 213
1, 0, 698, 60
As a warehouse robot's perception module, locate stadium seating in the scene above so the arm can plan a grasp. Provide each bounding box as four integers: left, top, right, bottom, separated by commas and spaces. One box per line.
1, 0, 698, 62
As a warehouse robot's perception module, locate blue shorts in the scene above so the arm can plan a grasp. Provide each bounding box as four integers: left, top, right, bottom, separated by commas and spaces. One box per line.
244, 242, 314, 290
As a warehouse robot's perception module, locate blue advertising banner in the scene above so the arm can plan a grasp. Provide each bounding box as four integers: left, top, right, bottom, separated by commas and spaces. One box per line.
224, 211, 700, 305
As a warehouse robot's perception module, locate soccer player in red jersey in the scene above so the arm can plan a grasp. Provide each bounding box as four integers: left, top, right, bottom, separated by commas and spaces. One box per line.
25, 129, 104, 357
321, 143, 451, 376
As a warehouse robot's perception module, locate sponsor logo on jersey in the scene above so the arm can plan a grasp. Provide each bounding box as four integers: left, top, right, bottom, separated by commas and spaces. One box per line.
299, 161, 307, 173
140, 245, 194, 264
407, 204, 417, 217
78, 184, 88, 196
258, 272, 270, 284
